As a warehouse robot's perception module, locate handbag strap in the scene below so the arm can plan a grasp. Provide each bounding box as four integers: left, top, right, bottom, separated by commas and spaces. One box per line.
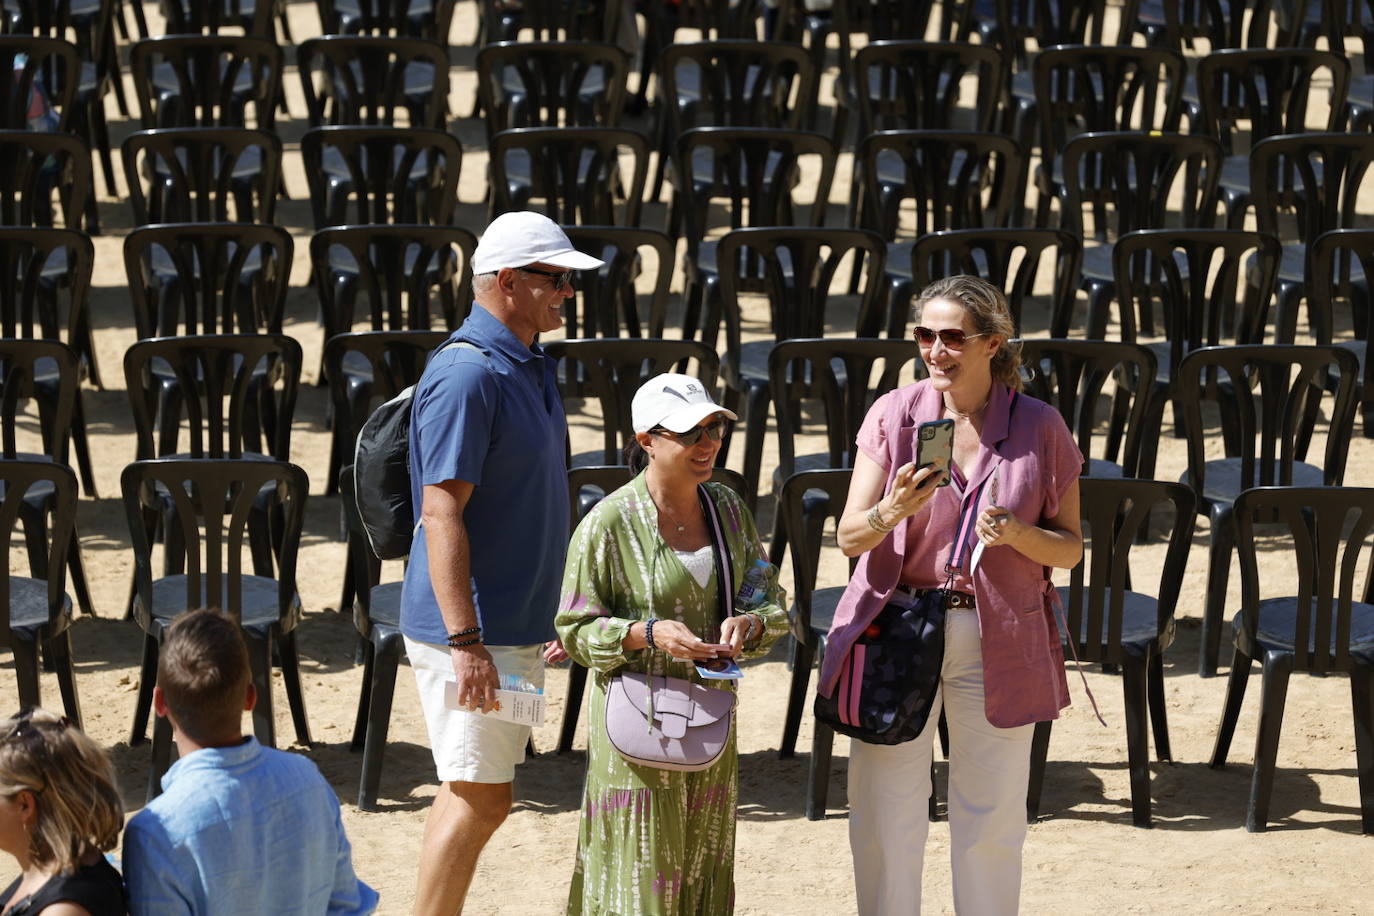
698, 483, 735, 622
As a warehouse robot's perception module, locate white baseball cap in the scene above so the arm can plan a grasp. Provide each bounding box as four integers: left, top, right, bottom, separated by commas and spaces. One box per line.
471, 211, 605, 275
632, 373, 738, 434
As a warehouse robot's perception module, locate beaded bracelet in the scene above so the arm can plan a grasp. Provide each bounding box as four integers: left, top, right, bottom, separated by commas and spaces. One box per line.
446, 626, 482, 648
867, 503, 896, 533
644, 617, 659, 651
447, 636, 482, 649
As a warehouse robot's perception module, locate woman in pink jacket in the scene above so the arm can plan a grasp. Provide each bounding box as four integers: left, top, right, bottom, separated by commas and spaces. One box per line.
823, 275, 1084, 915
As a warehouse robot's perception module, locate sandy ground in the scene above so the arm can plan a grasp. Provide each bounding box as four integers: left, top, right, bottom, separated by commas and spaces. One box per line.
3, 2, 1374, 914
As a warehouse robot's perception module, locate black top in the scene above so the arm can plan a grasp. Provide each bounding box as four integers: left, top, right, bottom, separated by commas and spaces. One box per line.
0, 859, 127, 915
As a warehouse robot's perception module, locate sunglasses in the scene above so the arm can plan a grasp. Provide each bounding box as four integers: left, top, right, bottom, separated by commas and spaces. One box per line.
913, 326, 987, 349
651, 418, 730, 447
518, 265, 575, 292
4, 709, 70, 776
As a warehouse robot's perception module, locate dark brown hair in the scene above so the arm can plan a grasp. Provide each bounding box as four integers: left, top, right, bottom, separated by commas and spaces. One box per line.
158, 609, 251, 745
915, 274, 1023, 391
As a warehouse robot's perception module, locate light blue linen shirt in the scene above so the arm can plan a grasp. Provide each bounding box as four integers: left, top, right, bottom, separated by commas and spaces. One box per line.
122, 737, 378, 916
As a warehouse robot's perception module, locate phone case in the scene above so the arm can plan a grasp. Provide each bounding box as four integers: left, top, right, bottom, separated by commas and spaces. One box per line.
916, 419, 955, 486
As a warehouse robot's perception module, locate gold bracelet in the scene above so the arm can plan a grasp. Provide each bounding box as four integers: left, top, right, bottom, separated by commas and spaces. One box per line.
867, 503, 896, 533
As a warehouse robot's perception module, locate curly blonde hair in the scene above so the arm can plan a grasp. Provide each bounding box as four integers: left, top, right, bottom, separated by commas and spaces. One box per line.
0, 709, 123, 874
915, 275, 1023, 391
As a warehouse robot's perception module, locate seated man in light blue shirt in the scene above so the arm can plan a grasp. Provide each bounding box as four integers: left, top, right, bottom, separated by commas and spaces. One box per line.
122, 610, 378, 915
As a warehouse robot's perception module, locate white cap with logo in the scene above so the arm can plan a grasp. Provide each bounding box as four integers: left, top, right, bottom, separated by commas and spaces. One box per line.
631, 373, 739, 434
471, 211, 605, 275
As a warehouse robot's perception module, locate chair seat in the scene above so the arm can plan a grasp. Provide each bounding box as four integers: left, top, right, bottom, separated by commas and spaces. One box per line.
1084, 457, 1125, 478
1232, 597, 1374, 663
731, 339, 773, 384
1184, 458, 1326, 507
801, 585, 843, 638
771, 453, 842, 490
139, 573, 301, 632
321, 144, 436, 184
148, 60, 259, 109
1216, 154, 1251, 198
7, 576, 73, 632
367, 581, 402, 630
147, 239, 265, 286
1054, 586, 1169, 654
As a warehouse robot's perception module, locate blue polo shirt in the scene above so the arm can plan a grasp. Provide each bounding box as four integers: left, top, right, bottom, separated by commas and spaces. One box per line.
400, 305, 569, 646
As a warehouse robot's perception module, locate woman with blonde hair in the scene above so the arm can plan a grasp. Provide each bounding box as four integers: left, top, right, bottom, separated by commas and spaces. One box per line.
0, 709, 126, 914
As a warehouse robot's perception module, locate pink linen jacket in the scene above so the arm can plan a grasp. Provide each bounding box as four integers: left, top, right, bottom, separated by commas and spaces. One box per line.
818, 380, 1079, 729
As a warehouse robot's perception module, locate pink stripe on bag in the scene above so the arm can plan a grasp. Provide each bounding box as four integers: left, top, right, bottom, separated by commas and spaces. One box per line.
847, 645, 865, 727
836, 654, 853, 726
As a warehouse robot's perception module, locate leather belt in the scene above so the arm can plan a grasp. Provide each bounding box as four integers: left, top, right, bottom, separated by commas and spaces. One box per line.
893, 585, 976, 610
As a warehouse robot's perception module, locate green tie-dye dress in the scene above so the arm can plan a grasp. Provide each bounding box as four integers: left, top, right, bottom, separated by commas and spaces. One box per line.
555, 473, 789, 916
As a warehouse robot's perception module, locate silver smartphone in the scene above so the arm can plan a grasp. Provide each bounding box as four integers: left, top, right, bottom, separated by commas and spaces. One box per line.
916, 418, 955, 487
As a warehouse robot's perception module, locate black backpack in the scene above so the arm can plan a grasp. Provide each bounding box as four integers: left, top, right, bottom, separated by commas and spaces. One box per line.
351, 339, 480, 560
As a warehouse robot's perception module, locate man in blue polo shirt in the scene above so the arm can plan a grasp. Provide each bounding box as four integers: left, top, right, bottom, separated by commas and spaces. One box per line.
400, 211, 603, 915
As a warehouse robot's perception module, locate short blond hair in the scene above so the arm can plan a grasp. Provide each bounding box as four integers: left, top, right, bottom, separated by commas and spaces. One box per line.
915, 275, 1023, 391
0, 709, 123, 874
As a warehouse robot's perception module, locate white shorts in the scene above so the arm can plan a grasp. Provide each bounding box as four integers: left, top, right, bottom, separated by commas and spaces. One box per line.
404, 637, 545, 784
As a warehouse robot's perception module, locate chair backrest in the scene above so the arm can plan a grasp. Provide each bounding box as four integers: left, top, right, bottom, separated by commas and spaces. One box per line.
1309, 229, 1374, 348
489, 126, 648, 227
858, 129, 1023, 240
1113, 228, 1280, 352
852, 40, 1005, 136
776, 468, 853, 635
122, 458, 307, 623
1123, 0, 1310, 51
0, 458, 77, 635
1195, 49, 1350, 154
542, 338, 721, 464
481, 0, 624, 41
5, 0, 115, 59
767, 338, 925, 480
122, 127, 282, 224
1016, 338, 1157, 478
301, 125, 461, 227
910, 228, 1082, 337
0, 35, 78, 131
297, 35, 449, 129
1032, 45, 1186, 171
1250, 133, 1374, 247
1232, 484, 1374, 674
988, 0, 1108, 68
672, 0, 764, 38
1176, 344, 1359, 497
567, 464, 634, 529
310, 224, 476, 337
1062, 131, 1221, 245
476, 40, 629, 138
123, 333, 302, 461
130, 35, 282, 130
316, 0, 459, 38
322, 329, 450, 451
123, 222, 293, 338
160, 0, 277, 34
0, 337, 78, 463
715, 228, 890, 366
1063, 476, 1195, 662
0, 227, 92, 344
560, 226, 674, 339
676, 127, 837, 252
658, 40, 817, 138
0, 130, 90, 229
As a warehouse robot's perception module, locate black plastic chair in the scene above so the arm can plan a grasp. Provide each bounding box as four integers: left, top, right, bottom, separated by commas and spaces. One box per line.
1250, 133, 1374, 343
1025, 476, 1195, 827
844, 37, 1003, 142
297, 35, 449, 129
542, 337, 721, 466
1061, 131, 1223, 331
489, 125, 648, 227
1176, 344, 1359, 677
301, 125, 461, 229
122, 127, 281, 225
1209, 484, 1374, 833
159, 0, 278, 34
1309, 229, 1374, 433
1017, 338, 1157, 480
1126, 0, 1303, 51
317, 0, 458, 38
0, 34, 79, 130
0, 458, 81, 724
561, 225, 674, 338
480, 0, 624, 41
123, 458, 310, 801
774, 468, 852, 820
476, 40, 629, 144
911, 228, 1082, 337
0, 129, 90, 229
129, 34, 282, 130
0, 227, 97, 495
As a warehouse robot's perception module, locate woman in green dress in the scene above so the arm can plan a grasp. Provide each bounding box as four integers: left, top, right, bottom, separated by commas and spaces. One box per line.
556, 373, 789, 915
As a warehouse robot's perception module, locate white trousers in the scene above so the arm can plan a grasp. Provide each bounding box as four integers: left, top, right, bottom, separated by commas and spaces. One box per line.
848, 608, 1034, 916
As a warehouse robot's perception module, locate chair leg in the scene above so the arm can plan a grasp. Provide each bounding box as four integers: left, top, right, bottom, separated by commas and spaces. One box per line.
1122, 654, 1153, 828
1147, 649, 1171, 762
1349, 663, 1374, 835
147, 713, 174, 803
48, 631, 82, 729
557, 662, 589, 754
351, 641, 375, 752
246, 631, 276, 748
806, 718, 835, 822
358, 636, 402, 812
1246, 649, 1294, 833
278, 631, 311, 746
779, 638, 815, 759
70, 393, 98, 498
1026, 719, 1053, 823
11, 634, 41, 712
1210, 645, 1252, 767
741, 383, 770, 518
130, 634, 159, 745
1200, 507, 1235, 677
68, 534, 96, 617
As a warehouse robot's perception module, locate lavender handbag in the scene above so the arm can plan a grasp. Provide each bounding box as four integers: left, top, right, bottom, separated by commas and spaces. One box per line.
604, 484, 739, 771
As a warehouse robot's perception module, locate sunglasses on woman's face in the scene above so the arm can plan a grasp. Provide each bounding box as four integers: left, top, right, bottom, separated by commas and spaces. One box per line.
913, 326, 987, 349
651, 418, 730, 447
